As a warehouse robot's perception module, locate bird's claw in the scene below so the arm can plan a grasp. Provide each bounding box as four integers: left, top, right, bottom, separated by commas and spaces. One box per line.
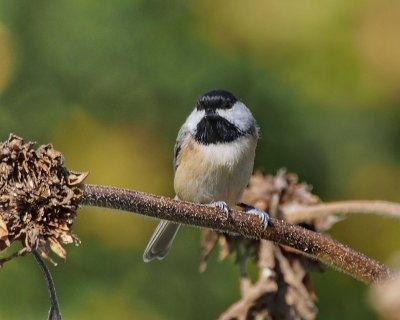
208, 201, 230, 218
236, 202, 269, 230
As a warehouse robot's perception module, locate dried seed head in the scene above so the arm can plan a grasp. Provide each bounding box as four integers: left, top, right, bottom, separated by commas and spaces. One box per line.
200, 170, 332, 320
241, 170, 321, 219
0, 134, 88, 266
200, 170, 327, 272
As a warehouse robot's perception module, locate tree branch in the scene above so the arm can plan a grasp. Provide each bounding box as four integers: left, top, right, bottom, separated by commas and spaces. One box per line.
81, 184, 394, 284
283, 200, 400, 224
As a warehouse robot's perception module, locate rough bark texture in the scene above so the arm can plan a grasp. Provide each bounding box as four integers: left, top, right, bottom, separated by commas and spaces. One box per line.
82, 183, 392, 285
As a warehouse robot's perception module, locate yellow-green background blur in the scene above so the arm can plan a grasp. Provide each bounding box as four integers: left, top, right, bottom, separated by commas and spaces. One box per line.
1, 0, 400, 319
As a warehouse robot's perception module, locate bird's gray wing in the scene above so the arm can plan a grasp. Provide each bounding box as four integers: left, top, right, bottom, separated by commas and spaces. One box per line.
173, 125, 190, 172
143, 126, 188, 262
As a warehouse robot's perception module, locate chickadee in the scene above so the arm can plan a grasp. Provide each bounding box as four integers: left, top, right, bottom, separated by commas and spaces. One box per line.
143, 89, 268, 262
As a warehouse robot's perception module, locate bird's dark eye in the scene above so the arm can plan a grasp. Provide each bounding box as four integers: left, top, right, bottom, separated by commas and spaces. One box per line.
196, 89, 237, 111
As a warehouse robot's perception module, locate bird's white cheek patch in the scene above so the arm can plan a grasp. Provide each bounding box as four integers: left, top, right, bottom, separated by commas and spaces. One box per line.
217, 102, 255, 133
184, 109, 205, 133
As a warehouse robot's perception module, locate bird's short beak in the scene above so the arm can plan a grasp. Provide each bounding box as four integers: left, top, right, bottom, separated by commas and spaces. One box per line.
205, 109, 218, 119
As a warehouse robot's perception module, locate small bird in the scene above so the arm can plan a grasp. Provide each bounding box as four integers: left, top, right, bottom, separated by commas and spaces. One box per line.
143, 89, 268, 262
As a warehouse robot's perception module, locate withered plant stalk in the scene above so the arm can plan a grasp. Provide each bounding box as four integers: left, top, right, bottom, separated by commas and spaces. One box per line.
82, 184, 394, 284
283, 200, 400, 224
33, 251, 62, 320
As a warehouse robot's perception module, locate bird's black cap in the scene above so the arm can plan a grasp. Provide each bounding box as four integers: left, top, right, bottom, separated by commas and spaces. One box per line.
196, 89, 237, 111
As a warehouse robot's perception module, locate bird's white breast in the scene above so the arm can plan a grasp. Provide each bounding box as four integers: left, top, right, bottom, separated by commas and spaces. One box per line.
174, 135, 257, 206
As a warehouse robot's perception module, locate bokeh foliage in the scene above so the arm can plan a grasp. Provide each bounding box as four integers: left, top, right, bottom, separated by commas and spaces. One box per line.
0, 0, 399, 318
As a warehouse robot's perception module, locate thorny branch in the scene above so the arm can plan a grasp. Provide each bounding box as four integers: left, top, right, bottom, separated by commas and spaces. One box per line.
81, 184, 393, 284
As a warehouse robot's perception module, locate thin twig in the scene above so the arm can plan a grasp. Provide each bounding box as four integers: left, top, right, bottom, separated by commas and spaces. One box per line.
283, 200, 400, 224
33, 251, 62, 320
81, 184, 394, 284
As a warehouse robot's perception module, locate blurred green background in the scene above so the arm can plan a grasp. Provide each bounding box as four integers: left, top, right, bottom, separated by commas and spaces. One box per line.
0, 0, 400, 319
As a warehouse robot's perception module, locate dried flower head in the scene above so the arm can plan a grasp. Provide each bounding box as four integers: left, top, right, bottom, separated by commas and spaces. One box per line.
0, 134, 88, 266
200, 170, 338, 320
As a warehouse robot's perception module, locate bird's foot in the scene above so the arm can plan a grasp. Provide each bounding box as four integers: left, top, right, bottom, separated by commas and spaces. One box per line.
236, 202, 269, 230
207, 201, 230, 218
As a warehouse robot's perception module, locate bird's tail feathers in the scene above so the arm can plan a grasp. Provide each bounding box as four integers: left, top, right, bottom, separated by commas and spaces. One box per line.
143, 220, 180, 262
